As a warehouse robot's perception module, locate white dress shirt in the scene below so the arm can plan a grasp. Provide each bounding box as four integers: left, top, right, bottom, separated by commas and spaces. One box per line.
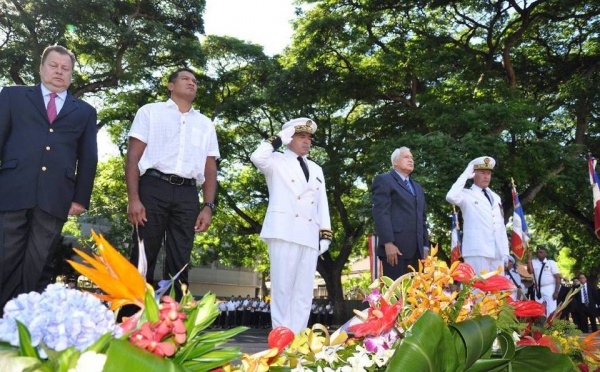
129, 99, 220, 183
41, 84, 67, 114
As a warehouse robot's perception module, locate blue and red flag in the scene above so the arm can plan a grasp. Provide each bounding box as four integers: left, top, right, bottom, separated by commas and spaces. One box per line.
368, 235, 382, 282
588, 157, 600, 240
511, 181, 529, 260
450, 208, 462, 263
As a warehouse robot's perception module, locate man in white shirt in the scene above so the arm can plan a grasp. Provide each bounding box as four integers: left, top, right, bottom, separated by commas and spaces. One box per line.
527, 246, 561, 316
125, 68, 219, 299
250, 118, 332, 334
446, 156, 509, 276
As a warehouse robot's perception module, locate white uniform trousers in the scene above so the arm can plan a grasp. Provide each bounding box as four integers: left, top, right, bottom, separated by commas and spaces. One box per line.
463, 256, 504, 276
267, 239, 318, 335
535, 284, 557, 316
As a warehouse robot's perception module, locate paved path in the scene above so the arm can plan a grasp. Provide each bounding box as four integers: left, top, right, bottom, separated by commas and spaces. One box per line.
225, 327, 271, 355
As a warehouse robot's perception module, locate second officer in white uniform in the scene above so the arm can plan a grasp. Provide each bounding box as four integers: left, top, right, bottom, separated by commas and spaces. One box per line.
446, 156, 509, 276
251, 118, 332, 334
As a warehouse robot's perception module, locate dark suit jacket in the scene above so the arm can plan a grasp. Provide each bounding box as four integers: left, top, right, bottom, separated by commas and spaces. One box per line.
574, 282, 600, 315
0, 85, 98, 220
372, 170, 429, 259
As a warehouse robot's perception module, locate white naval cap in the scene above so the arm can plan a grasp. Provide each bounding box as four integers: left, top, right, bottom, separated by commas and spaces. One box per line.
470, 156, 496, 171
282, 117, 317, 134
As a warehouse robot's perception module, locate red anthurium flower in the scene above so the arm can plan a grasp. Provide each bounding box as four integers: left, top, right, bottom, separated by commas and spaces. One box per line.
472, 275, 515, 292
451, 262, 476, 283
130, 322, 176, 357
268, 326, 295, 353
349, 298, 401, 338
517, 334, 561, 353
510, 300, 546, 318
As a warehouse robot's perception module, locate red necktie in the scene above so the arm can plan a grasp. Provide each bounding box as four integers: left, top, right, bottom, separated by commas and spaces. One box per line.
47, 92, 58, 124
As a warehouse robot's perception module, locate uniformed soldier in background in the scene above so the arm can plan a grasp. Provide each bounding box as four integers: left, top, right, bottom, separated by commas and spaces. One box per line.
250, 118, 332, 335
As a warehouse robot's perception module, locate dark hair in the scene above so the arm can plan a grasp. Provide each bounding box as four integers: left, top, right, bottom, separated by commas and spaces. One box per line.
536, 246, 547, 253
41, 45, 76, 69
167, 67, 197, 84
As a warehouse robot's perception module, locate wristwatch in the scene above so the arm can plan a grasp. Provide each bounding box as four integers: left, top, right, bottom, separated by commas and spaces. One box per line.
203, 202, 216, 212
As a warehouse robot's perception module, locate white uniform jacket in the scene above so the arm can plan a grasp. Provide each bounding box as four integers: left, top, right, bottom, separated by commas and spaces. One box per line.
446, 174, 509, 259
251, 143, 331, 250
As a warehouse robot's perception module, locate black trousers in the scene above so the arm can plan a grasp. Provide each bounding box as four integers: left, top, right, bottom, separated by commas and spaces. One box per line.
129, 175, 199, 299
0, 207, 64, 309
380, 253, 419, 280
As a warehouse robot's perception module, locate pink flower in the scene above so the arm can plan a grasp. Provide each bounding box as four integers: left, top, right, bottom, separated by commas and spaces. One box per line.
130, 322, 175, 357
159, 296, 187, 345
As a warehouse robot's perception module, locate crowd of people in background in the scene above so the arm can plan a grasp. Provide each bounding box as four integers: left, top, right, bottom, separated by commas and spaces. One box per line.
214, 295, 271, 329
212, 296, 335, 330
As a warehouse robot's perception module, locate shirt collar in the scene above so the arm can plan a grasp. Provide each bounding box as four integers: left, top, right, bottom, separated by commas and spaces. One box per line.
40, 84, 67, 101
285, 149, 307, 160
166, 98, 197, 115
471, 184, 484, 192
393, 169, 409, 181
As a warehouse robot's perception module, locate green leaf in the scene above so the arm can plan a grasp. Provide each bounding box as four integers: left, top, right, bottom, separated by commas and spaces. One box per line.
386, 310, 459, 371
465, 358, 510, 372
103, 339, 186, 372
85, 332, 113, 353
508, 346, 575, 372
15, 321, 39, 359
493, 331, 516, 360
449, 316, 496, 369
182, 348, 242, 371
142, 291, 160, 323
0, 349, 41, 372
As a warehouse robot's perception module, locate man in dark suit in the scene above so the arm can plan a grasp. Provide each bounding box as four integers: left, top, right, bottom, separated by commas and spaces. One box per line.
372, 147, 429, 279
0, 45, 98, 310
574, 273, 599, 333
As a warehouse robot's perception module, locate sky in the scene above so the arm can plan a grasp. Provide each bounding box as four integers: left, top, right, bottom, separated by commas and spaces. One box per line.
203, 0, 297, 56
99, 0, 297, 159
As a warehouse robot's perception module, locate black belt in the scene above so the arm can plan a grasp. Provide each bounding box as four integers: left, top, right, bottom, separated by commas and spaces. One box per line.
144, 169, 196, 186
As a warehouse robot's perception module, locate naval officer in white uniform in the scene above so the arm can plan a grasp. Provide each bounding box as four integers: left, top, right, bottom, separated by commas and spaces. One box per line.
250, 117, 332, 334
446, 156, 509, 276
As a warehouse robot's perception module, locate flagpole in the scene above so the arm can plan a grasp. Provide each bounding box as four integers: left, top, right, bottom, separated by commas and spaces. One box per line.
511, 177, 536, 300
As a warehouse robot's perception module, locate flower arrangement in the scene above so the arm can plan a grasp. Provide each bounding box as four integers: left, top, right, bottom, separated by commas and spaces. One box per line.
252, 247, 600, 372
0, 231, 247, 372
1, 233, 599, 372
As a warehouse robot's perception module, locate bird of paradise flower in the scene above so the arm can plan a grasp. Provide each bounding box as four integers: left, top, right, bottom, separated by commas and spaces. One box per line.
67, 230, 148, 311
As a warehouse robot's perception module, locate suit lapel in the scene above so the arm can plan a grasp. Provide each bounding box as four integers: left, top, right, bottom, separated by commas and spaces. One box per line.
26, 85, 48, 122
55, 94, 78, 122
390, 171, 413, 196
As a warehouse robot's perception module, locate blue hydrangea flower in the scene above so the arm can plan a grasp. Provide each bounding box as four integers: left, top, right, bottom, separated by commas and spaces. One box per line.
0, 284, 122, 358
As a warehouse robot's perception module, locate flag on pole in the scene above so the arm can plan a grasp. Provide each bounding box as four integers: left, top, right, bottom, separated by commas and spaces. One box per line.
588, 157, 600, 240
450, 208, 462, 263
511, 179, 530, 260
368, 235, 381, 282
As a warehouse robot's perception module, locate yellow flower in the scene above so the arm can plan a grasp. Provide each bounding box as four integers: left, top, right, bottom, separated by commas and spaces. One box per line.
241, 348, 279, 372
68, 230, 147, 310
